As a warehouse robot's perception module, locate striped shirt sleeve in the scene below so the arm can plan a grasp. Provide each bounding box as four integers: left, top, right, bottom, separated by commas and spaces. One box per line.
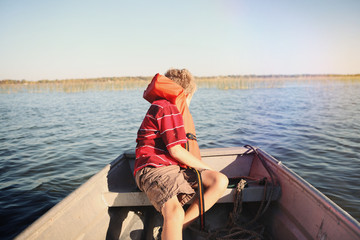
156, 104, 187, 149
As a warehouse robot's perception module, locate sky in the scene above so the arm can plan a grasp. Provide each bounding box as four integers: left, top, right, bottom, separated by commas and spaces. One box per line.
0, 0, 360, 81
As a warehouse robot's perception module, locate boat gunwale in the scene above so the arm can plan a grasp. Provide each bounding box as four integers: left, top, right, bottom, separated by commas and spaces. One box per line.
256, 148, 360, 236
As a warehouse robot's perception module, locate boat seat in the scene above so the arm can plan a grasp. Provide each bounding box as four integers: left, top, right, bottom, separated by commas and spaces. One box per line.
103, 183, 281, 207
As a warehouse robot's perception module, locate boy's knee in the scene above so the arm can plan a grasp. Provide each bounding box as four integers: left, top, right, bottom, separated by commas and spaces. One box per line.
162, 197, 185, 222
215, 172, 229, 190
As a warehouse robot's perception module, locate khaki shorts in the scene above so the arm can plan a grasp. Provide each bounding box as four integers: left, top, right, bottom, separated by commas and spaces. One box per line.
135, 165, 204, 212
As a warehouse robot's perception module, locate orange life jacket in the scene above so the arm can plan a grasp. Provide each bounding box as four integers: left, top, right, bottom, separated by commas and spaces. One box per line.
143, 73, 201, 160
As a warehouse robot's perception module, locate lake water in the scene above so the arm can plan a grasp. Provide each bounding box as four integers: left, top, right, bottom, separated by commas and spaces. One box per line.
1, 79, 359, 239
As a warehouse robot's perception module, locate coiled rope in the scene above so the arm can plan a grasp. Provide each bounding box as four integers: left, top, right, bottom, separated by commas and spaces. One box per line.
189, 145, 276, 240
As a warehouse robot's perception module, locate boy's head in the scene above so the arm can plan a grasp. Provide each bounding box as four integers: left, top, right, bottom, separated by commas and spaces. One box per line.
165, 69, 196, 96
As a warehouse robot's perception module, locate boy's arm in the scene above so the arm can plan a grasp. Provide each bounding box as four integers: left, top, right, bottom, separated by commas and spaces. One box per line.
168, 145, 214, 170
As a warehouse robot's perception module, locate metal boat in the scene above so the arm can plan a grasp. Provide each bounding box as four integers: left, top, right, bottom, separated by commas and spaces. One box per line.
15, 146, 360, 239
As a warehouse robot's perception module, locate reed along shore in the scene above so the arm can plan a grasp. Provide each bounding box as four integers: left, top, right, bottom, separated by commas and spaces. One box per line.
1, 74, 359, 93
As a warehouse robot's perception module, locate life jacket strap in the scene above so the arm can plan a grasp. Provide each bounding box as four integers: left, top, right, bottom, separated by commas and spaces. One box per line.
186, 133, 197, 141
192, 168, 205, 231
185, 132, 204, 229
184, 133, 197, 152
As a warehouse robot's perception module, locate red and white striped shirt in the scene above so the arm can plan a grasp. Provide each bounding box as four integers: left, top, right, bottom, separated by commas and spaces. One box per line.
134, 99, 187, 175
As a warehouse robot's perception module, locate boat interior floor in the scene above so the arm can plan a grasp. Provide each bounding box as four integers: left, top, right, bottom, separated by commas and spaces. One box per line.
107, 201, 273, 240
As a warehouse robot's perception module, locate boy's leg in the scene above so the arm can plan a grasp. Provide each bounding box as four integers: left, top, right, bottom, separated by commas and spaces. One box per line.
161, 195, 185, 240
136, 166, 194, 239
183, 170, 228, 228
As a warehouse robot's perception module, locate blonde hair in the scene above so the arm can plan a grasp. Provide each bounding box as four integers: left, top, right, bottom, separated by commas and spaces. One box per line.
165, 68, 196, 95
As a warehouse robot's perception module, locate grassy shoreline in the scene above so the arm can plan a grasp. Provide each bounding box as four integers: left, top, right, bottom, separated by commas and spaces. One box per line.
1, 74, 360, 93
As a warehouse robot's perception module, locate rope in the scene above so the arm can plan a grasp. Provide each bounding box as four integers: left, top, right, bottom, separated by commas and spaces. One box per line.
244, 145, 275, 217
229, 179, 246, 225
188, 145, 275, 240
217, 179, 265, 240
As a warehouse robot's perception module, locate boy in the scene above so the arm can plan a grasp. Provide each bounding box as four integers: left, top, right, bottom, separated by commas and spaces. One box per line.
135, 69, 228, 240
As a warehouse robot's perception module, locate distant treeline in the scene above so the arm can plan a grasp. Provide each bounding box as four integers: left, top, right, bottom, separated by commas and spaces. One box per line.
198, 73, 360, 79
1, 74, 360, 84
0, 76, 152, 84
1, 74, 359, 93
